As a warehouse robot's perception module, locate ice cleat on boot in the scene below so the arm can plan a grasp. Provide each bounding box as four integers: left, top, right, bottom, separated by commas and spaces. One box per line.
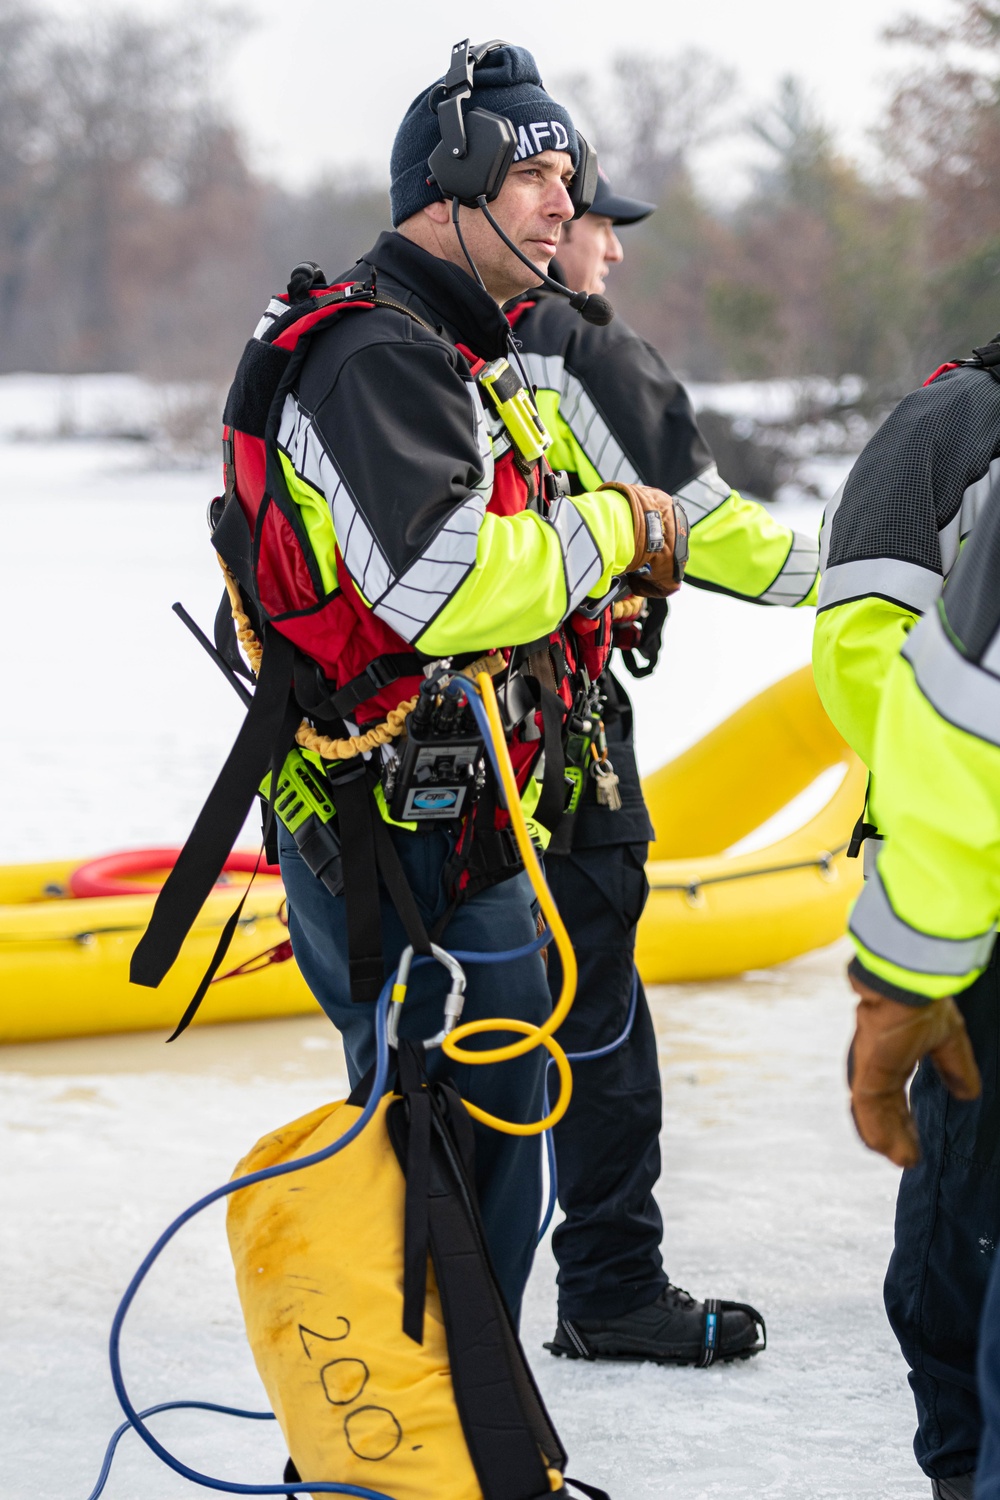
545, 1283, 766, 1367
930, 1477, 975, 1500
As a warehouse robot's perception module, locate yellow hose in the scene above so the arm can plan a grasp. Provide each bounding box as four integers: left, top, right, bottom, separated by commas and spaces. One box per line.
435, 670, 578, 1136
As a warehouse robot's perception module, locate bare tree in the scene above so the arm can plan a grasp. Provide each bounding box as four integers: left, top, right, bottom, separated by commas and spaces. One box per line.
559, 49, 737, 199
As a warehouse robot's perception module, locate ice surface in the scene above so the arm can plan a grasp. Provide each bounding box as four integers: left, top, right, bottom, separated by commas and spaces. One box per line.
1, 433, 924, 1498
0, 437, 830, 860
0, 947, 922, 1499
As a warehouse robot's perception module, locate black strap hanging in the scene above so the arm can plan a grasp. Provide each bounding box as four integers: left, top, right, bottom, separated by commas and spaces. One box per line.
130, 626, 300, 994
398, 1042, 431, 1345
335, 771, 432, 1004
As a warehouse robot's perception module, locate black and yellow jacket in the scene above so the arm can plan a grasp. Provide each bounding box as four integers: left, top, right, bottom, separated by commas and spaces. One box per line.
848, 480, 1000, 1001
814, 363, 1000, 850
510, 291, 820, 847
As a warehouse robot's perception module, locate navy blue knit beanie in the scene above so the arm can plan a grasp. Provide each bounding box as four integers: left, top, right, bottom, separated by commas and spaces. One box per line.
390, 44, 579, 228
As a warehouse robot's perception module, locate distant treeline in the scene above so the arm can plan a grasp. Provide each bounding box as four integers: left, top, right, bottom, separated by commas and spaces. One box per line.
2, 0, 998, 390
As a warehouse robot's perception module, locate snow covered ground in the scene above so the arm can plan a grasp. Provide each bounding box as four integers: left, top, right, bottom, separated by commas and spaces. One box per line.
0, 426, 926, 1497
1, 946, 920, 1500
0, 432, 833, 863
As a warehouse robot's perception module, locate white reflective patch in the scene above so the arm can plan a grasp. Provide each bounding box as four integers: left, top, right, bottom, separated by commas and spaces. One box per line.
850, 864, 995, 978
904, 606, 1000, 748
818, 556, 942, 613
675, 464, 733, 524
252, 297, 289, 340
547, 495, 603, 608
519, 352, 639, 485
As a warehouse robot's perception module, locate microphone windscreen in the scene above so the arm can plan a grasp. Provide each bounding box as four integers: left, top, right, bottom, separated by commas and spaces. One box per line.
580, 294, 614, 326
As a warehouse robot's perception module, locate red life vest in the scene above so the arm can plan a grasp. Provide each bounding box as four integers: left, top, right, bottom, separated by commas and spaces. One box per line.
218, 277, 543, 730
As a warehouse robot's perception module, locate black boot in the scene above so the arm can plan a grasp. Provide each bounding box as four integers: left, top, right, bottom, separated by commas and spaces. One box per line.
930, 1477, 975, 1500
545, 1284, 766, 1367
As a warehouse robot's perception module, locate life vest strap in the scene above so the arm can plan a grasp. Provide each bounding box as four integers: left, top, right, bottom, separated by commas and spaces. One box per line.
130, 625, 300, 994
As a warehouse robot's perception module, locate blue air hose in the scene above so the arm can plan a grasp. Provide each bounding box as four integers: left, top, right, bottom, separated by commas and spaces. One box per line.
92, 984, 398, 1500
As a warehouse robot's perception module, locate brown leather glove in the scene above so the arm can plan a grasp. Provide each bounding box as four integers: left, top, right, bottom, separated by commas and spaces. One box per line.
848, 971, 981, 1168
599, 481, 689, 598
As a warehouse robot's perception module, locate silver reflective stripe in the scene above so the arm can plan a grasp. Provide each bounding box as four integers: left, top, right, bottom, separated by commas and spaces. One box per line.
850, 864, 995, 978
547, 496, 603, 609
818, 478, 846, 574
675, 463, 732, 524
903, 606, 1000, 748
470, 392, 495, 499
818, 556, 942, 613
376, 492, 487, 639
939, 457, 1000, 574
760, 535, 820, 605
520, 352, 639, 485
277, 392, 485, 642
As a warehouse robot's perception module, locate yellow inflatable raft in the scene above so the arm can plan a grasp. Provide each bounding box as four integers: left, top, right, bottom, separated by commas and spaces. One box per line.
0, 666, 862, 1043
0, 857, 317, 1043
635, 664, 865, 982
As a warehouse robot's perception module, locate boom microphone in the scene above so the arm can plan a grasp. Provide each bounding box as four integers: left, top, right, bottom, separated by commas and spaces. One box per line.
475, 196, 614, 325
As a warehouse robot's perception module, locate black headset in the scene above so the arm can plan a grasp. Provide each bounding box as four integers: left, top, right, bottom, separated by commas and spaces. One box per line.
427, 39, 611, 323
428, 39, 597, 217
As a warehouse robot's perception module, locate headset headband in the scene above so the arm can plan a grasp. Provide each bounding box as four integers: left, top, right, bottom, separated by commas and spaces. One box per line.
428, 38, 596, 217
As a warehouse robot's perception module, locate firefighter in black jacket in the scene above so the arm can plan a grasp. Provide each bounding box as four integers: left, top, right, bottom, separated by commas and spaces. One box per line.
511, 169, 818, 1365
253, 52, 683, 1330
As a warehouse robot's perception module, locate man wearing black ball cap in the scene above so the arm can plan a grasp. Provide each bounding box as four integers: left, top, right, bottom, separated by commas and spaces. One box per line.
510, 166, 819, 1366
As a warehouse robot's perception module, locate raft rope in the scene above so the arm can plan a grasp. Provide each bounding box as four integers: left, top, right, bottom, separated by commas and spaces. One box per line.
649, 840, 851, 904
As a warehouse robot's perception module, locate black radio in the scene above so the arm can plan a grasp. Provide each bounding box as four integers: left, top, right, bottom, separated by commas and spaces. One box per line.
385, 670, 486, 823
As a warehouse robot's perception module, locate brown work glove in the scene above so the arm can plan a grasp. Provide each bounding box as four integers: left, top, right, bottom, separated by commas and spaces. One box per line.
848, 970, 981, 1168
600, 481, 689, 598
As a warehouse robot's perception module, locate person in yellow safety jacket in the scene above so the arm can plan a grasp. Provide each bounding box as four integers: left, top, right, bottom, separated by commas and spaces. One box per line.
259, 43, 679, 1331
816, 340, 1000, 1500
506, 166, 817, 1368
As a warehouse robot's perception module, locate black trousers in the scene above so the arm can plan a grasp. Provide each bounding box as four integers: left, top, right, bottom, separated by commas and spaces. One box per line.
545, 841, 668, 1320
884, 947, 1000, 1480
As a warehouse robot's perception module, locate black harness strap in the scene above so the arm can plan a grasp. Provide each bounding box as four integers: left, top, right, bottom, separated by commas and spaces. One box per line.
398, 1042, 431, 1346
333, 771, 387, 1005
384, 1084, 567, 1500
329, 654, 417, 718
530, 681, 569, 836
370, 811, 433, 958
130, 626, 299, 993
335, 772, 432, 1003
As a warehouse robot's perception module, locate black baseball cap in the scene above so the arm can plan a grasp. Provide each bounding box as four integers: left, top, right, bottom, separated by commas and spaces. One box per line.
589, 166, 655, 225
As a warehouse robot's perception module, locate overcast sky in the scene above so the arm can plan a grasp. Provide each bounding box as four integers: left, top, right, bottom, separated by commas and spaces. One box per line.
51, 0, 950, 191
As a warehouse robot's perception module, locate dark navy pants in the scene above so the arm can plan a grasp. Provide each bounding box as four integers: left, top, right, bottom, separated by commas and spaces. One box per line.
884, 949, 1000, 1480
977, 1245, 1000, 1499
544, 841, 668, 1320
278, 823, 550, 1325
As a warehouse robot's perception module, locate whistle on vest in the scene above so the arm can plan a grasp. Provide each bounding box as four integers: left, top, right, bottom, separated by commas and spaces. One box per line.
260, 749, 344, 896
477, 357, 552, 463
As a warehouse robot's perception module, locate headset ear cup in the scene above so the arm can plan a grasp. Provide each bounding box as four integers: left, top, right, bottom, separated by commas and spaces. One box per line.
570, 136, 598, 219
429, 109, 517, 205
